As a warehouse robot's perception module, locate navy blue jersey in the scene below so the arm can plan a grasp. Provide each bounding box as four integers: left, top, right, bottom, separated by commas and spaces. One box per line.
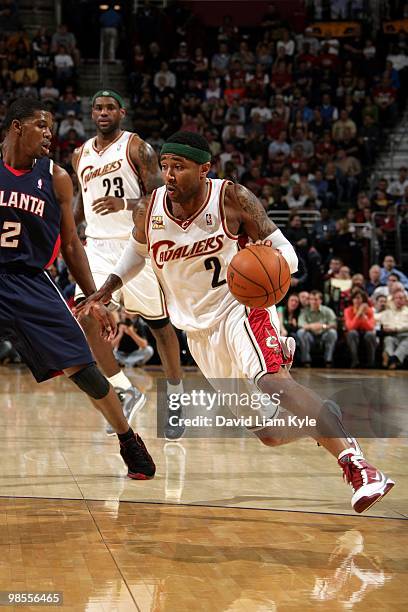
0, 157, 61, 272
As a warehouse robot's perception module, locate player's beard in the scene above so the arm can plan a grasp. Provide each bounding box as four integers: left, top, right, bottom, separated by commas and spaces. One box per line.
97, 122, 120, 136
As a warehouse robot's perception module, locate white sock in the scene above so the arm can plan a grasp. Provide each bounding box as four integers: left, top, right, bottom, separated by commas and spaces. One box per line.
108, 371, 132, 390
167, 381, 184, 396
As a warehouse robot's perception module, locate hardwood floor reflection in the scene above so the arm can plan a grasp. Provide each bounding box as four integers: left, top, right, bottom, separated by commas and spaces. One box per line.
0, 364, 407, 610
0, 498, 406, 611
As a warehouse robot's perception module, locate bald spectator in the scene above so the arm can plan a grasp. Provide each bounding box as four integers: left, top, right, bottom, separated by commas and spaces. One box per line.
387, 281, 407, 308
366, 264, 383, 296
378, 290, 408, 369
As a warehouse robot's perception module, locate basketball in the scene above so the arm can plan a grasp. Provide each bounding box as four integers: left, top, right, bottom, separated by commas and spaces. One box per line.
227, 245, 291, 308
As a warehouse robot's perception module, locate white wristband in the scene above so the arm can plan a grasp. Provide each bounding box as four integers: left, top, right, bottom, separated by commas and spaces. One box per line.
266, 229, 298, 274
113, 233, 146, 285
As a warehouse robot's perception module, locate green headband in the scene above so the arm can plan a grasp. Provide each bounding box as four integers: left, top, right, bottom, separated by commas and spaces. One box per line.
160, 142, 211, 164
92, 90, 125, 108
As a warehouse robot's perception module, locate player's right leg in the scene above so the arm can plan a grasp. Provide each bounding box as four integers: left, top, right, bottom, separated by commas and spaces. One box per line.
74, 238, 146, 434
0, 271, 154, 480
77, 311, 146, 434
64, 363, 155, 480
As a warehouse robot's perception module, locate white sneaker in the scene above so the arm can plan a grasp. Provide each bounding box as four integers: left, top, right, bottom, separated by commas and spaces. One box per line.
106, 386, 147, 436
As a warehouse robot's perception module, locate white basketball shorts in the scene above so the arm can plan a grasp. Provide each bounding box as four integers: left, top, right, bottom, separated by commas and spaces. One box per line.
75, 237, 167, 320
186, 302, 294, 426
186, 302, 292, 385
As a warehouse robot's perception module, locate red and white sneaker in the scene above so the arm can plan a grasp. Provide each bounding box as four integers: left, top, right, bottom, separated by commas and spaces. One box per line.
280, 336, 296, 370
338, 449, 395, 513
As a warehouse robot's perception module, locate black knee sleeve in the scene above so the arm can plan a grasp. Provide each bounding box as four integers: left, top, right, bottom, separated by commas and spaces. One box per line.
141, 316, 170, 330
70, 364, 110, 400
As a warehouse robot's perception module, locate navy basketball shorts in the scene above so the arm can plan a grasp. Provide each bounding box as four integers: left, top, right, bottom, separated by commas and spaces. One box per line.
0, 270, 94, 382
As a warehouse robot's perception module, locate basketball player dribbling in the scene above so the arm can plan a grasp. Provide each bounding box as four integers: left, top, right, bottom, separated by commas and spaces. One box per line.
77, 131, 395, 512
0, 98, 155, 480
72, 89, 183, 438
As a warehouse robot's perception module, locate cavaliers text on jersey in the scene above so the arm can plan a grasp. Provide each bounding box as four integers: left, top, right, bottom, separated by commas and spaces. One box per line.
77, 131, 143, 239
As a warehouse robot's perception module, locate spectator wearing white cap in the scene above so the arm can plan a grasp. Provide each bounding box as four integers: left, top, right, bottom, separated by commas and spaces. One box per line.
58, 111, 85, 140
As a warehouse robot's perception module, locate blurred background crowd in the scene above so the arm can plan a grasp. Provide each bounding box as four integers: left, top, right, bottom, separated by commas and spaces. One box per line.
1, 0, 408, 369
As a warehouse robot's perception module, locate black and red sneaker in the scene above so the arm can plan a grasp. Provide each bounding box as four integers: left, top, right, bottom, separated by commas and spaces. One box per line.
338, 449, 395, 513
120, 433, 156, 480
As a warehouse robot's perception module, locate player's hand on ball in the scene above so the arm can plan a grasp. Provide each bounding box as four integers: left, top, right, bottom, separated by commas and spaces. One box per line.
92, 196, 125, 215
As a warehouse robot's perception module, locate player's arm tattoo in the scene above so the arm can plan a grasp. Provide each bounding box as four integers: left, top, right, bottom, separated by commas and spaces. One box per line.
233, 184, 277, 241
132, 197, 148, 244
73, 189, 85, 225
134, 139, 163, 195
71, 146, 85, 224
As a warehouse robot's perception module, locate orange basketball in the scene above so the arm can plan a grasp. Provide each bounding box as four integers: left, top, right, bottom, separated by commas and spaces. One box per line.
227, 245, 291, 308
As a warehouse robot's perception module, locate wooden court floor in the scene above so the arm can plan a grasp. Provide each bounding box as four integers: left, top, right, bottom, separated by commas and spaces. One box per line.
0, 365, 407, 611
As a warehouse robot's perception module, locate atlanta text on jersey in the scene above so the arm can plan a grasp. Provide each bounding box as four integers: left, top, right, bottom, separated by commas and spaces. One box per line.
0, 191, 45, 217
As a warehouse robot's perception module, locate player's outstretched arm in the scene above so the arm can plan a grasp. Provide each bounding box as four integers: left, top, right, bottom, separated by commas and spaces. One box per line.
226, 183, 298, 273
75, 199, 149, 317
53, 164, 116, 339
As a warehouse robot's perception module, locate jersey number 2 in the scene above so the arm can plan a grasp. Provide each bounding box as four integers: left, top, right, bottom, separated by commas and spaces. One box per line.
0, 221, 21, 248
103, 177, 125, 198
204, 256, 226, 288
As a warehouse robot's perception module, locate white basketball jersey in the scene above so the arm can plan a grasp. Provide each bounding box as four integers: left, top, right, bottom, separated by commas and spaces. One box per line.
77, 131, 142, 239
147, 179, 239, 331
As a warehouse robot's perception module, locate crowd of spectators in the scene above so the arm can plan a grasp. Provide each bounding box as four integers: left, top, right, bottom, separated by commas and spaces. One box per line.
277, 254, 408, 368
124, 3, 408, 286
1, 2, 408, 370
0, 8, 84, 168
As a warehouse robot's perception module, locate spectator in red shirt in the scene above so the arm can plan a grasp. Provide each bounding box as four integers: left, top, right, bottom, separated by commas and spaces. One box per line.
224, 78, 245, 105
266, 110, 286, 140
344, 289, 377, 368
317, 42, 340, 72
373, 76, 398, 126
270, 62, 292, 94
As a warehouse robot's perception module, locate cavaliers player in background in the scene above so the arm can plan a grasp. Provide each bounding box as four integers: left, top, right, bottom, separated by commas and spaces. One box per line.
72, 90, 183, 438
78, 131, 394, 513
0, 98, 155, 480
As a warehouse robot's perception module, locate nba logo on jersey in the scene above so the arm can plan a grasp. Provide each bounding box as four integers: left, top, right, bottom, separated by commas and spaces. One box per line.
152, 215, 165, 229
37, 178, 43, 189
206, 213, 213, 226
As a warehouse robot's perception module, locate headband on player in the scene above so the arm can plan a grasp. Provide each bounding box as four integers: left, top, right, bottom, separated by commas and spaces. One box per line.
92, 90, 125, 108
160, 142, 211, 164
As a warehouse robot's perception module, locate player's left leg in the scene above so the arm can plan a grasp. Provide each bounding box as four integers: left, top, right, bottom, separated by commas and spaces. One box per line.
225, 304, 394, 513
144, 317, 185, 441
144, 317, 183, 384
256, 367, 394, 513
